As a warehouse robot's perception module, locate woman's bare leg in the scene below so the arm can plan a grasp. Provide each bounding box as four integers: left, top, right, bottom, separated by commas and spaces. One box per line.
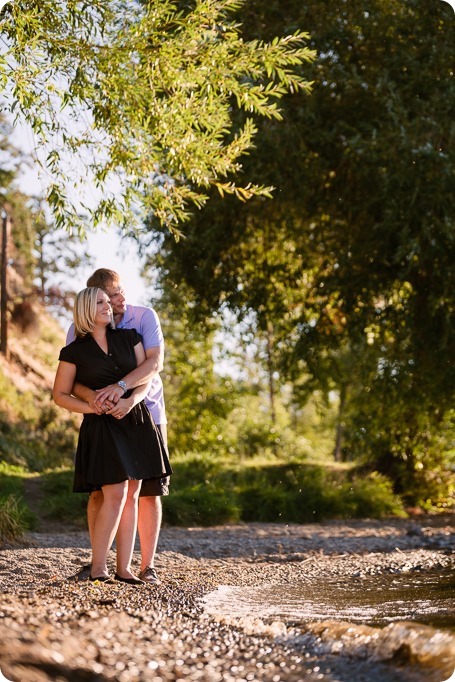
87, 490, 103, 547
91, 481, 128, 578
115, 480, 142, 579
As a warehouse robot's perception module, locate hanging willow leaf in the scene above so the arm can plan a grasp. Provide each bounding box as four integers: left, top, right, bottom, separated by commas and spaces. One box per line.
0, 0, 315, 236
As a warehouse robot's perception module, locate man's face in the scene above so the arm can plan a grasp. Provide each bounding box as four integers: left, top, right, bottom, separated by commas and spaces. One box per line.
104, 280, 127, 316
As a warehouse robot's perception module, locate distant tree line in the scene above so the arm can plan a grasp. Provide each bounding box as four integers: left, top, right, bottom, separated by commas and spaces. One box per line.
0, 116, 91, 351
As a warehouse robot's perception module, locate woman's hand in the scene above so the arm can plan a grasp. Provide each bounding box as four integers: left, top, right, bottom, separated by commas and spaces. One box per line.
105, 398, 133, 420
90, 395, 115, 415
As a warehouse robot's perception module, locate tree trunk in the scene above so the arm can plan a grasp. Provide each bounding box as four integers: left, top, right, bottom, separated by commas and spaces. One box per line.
265, 321, 277, 427
333, 382, 347, 462
1, 209, 11, 358
36, 232, 46, 302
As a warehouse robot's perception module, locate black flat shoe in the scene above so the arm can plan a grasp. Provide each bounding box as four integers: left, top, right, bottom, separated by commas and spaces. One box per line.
89, 574, 112, 582
114, 573, 144, 585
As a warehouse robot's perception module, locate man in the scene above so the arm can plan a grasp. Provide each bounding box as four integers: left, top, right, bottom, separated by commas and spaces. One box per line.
67, 268, 168, 583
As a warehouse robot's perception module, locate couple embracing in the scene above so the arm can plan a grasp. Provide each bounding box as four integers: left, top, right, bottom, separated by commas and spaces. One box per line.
53, 269, 171, 584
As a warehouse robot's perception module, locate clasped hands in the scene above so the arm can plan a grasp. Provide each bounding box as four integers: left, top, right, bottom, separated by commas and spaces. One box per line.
90, 383, 130, 420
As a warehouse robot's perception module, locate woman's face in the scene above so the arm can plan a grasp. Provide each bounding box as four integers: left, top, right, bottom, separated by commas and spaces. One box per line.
94, 291, 113, 326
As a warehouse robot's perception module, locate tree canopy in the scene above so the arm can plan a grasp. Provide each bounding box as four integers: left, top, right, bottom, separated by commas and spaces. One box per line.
140, 0, 455, 504
0, 0, 315, 234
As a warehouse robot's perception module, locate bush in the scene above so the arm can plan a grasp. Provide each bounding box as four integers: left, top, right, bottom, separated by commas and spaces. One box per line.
164, 484, 240, 526
32, 457, 408, 528
324, 472, 406, 519
0, 495, 29, 543
163, 458, 406, 525
0, 364, 78, 472
344, 381, 455, 509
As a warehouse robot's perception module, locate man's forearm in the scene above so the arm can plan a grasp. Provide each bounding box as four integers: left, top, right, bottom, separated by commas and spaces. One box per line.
72, 382, 96, 403
130, 381, 153, 406
93, 347, 163, 406
120, 350, 162, 390
105, 381, 152, 419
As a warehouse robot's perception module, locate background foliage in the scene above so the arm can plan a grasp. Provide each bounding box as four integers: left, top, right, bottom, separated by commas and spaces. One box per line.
0, 1, 453, 537
139, 0, 455, 510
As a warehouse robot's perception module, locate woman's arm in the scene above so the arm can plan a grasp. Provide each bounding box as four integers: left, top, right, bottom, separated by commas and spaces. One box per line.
52, 361, 96, 414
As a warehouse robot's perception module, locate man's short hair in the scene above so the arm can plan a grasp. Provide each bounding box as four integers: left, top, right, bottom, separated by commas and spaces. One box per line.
74, 287, 113, 336
86, 268, 120, 290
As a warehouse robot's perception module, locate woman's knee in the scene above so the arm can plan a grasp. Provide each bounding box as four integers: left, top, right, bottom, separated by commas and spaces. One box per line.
90, 489, 103, 503
102, 482, 128, 508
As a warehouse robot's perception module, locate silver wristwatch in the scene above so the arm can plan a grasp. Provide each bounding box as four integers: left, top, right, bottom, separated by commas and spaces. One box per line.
117, 380, 127, 394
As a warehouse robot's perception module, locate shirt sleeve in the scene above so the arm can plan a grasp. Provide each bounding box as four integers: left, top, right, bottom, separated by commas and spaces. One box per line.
139, 308, 164, 350
58, 344, 76, 363
66, 323, 76, 345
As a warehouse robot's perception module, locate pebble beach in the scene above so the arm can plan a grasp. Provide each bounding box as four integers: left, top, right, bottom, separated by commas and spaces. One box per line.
0, 516, 454, 682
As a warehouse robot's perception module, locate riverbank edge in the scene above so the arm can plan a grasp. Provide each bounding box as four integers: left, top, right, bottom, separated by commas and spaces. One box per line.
0, 517, 454, 682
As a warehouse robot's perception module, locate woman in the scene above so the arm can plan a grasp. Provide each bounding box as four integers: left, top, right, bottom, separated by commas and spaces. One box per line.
53, 287, 172, 584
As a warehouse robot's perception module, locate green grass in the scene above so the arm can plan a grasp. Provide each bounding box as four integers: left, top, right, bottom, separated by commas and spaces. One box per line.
0, 461, 27, 497
0, 495, 29, 543
0, 463, 37, 539
39, 468, 88, 526
0, 452, 408, 529
161, 451, 406, 526
5, 454, 404, 528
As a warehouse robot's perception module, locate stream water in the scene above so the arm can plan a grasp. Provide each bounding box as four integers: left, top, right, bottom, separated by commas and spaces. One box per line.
203, 568, 455, 682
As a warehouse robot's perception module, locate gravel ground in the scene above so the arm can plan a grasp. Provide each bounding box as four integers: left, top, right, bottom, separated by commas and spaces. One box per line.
0, 516, 454, 682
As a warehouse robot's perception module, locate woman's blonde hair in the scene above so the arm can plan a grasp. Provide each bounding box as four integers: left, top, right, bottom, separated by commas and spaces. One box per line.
73, 287, 113, 337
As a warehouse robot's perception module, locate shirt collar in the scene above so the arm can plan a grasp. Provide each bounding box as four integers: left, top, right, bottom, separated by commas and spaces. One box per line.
116, 304, 134, 329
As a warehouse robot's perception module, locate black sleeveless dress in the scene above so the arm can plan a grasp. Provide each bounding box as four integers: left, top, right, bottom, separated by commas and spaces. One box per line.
58, 327, 173, 493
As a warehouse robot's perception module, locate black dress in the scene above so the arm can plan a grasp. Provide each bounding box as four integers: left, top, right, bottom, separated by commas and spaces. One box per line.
58, 327, 173, 493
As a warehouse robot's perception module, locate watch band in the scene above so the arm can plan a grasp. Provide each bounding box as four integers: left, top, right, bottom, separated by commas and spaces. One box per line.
117, 380, 127, 394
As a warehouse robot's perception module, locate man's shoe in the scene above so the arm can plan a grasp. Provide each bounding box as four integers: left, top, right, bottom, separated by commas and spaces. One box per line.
138, 567, 160, 584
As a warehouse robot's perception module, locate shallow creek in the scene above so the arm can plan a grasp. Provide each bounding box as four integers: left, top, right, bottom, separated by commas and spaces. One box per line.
203, 567, 455, 682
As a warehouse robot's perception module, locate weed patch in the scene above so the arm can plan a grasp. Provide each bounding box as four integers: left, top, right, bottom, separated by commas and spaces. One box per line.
0, 495, 29, 543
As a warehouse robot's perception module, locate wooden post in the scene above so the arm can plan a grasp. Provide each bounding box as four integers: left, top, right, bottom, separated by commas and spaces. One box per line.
0, 207, 10, 358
